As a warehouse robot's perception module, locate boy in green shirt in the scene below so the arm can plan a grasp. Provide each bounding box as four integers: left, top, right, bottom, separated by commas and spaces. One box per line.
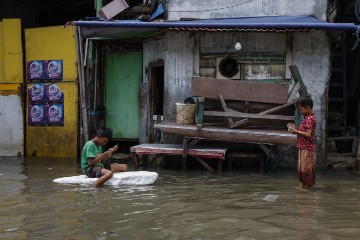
81, 127, 127, 187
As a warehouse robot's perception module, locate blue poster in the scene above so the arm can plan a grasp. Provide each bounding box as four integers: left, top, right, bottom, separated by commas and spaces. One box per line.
28, 104, 45, 124
45, 83, 64, 102
44, 60, 63, 80
45, 104, 64, 125
28, 83, 46, 103
27, 60, 45, 80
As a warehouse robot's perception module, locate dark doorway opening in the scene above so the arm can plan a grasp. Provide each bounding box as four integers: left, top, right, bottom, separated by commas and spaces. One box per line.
149, 64, 165, 143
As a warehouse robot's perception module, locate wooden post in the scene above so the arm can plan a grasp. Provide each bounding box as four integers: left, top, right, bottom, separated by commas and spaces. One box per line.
196, 97, 205, 130
75, 27, 89, 145
182, 138, 188, 170
289, 65, 308, 96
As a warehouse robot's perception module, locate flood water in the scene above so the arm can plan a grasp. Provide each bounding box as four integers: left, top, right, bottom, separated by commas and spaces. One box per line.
1, 156, 360, 240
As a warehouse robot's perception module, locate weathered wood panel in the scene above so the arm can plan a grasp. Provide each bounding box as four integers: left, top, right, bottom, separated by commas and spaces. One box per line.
192, 77, 288, 104
154, 121, 297, 146
130, 144, 227, 159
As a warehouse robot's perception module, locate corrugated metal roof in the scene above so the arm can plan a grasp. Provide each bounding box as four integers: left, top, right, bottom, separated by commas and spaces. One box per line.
74, 15, 358, 32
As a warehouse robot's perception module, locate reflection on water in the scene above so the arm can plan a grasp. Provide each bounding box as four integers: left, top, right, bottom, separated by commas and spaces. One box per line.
0, 157, 360, 240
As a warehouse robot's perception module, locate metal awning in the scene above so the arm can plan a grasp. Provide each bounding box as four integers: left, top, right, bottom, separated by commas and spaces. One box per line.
73, 15, 359, 38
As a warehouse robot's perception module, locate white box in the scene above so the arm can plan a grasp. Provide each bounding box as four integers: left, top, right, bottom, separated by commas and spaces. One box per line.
98, 0, 129, 20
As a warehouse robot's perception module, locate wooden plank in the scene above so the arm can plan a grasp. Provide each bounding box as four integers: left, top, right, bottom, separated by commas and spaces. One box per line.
230, 101, 296, 128
204, 110, 295, 121
289, 65, 308, 96
192, 77, 289, 104
287, 82, 300, 103
195, 157, 215, 171
218, 94, 235, 127
130, 143, 227, 171
130, 144, 227, 159
154, 122, 297, 146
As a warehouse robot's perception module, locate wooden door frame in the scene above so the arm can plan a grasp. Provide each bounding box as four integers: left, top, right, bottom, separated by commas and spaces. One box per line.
148, 59, 165, 143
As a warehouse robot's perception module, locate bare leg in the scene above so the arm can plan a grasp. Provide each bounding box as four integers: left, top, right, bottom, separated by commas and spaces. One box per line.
92, 169, 113, 187
110, 163, 128, 173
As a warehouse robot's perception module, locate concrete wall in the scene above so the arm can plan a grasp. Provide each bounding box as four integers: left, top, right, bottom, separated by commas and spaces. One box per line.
0, 19, 24, 156
167, 0, 327, 20
142, 31, 194, 144
141, 0, 330, 166
278, 30, 330, 166
143, 29, 330, 166
25, 26, 78, 157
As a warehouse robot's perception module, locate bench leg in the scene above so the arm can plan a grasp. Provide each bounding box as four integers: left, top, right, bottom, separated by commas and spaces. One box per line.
195, 157, 215, 171
228, 157, 233, 171
132, 153, 139, 169
217, 158, 224, 172
260, 158, 264, 174
149, 154, 162, 166
182, 138, 188, 170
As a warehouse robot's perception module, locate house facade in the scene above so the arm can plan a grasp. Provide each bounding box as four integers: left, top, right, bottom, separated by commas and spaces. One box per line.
1, 0, 359, 169
141, 0, 339, 166
73, 0, 360, 168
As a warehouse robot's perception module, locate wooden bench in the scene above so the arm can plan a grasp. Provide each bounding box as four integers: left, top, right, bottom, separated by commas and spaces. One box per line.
130, 143, 228, 172
192, 76, 296, 130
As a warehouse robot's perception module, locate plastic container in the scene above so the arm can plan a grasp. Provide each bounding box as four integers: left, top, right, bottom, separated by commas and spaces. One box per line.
335, 138, 353, 153
176, 103, 196, 124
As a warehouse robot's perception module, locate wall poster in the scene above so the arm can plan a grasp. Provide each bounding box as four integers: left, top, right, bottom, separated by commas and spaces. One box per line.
27, 60, 64, 126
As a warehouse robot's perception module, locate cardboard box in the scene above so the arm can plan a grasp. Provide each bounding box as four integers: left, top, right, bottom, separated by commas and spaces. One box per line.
98, 0, 129, 20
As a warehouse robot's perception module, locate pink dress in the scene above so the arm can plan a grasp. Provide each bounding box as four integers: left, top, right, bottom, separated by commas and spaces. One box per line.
296, 112, 317, 187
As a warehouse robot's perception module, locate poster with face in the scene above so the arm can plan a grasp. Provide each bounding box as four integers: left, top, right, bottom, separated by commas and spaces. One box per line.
45, 83, 64, 102
45, 104, 64, 125
28, 104, 45, 124
28, 83, 46, 103
44, 60, 63, 80
27, 60, 45, 80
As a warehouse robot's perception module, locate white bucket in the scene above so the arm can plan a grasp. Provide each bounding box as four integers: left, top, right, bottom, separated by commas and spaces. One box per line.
176, 103, 196, 124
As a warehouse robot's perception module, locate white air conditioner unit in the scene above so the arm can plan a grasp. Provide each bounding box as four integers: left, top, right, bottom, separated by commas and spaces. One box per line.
216, 57, 240, 80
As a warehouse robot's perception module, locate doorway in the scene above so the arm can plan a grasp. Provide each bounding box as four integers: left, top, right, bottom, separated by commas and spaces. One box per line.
149, 64, 164, 143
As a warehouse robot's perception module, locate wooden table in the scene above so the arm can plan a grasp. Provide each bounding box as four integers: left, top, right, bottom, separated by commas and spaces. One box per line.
130, 143, 228, 172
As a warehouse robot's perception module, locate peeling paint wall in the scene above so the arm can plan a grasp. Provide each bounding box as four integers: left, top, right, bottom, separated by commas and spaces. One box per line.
0, 19, 24, 156
0, 94, 23, 156
167, 0, 327, 21
142, 1, 330, 166
25, 26, 78, 157
142, 31, 194, 143
277, 30, 330, 166
143, 29, 330, 166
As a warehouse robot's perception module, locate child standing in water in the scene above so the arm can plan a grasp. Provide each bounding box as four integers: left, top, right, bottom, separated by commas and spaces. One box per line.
288, 96, 317, 189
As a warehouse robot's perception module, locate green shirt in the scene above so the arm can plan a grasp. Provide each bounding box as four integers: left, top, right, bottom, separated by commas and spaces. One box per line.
81, 140, 104, 173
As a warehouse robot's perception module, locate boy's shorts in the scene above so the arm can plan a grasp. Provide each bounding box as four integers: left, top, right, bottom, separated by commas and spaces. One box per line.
85, 161, 111, 178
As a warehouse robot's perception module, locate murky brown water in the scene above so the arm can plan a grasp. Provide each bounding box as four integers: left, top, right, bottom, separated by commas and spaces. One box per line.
1, 156, 360, 240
